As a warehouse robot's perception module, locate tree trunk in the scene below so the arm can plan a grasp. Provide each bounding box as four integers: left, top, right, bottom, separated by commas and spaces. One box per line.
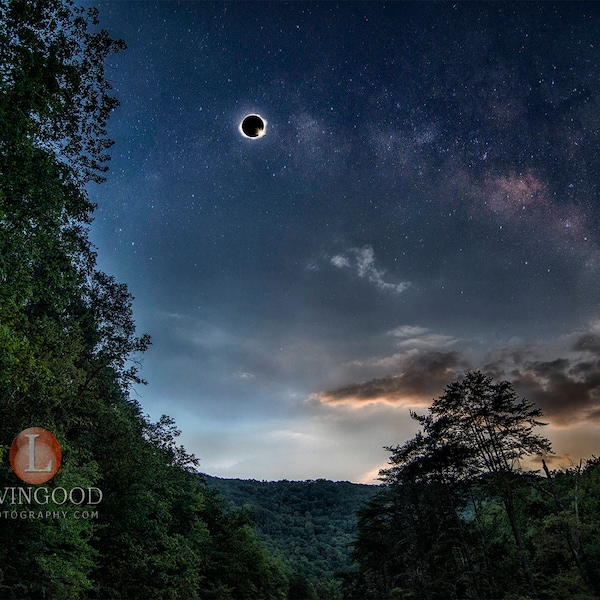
502, 488, 536, 594
541, 460, 583, 575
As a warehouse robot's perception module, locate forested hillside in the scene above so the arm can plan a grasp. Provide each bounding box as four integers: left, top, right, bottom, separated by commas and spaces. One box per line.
0, 2, 289, 597
206, 477, 377, 599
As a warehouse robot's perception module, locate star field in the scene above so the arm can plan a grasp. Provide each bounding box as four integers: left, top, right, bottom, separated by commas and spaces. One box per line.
88, 1, 600, 482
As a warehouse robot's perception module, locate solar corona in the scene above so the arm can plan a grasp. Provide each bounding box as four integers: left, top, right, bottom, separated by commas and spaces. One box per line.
239, 114, 266, 139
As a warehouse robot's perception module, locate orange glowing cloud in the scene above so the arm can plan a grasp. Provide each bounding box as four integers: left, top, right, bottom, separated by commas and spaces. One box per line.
317, 350, 467, 409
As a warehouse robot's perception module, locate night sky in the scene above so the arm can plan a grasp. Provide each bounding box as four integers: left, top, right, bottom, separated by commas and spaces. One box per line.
87, 1, 600, 482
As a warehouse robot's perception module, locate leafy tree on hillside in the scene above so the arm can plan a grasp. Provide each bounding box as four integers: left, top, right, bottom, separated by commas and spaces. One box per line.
0, 2, 128, 595
381, 370, 551, 592
346, 372, 600, 600
288, 572, 319, 600
0, 0, 125, 186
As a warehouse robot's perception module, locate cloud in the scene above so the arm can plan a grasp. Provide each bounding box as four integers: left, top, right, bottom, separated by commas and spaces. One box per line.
389, 325, 429, 338
318, 350, 468, 408
158, 312, 241, 350
474, 332, 600, 428
572, 333, 600, 354
317, 327, 600, 431
388, 325, 458, 349
304, 261, 320, 272
329, 245, 410, 294
330, 255, 350, 268
507, 340, 600, 426
357, 465, 388, 485
234, 371, 255, 380
185, 408, 410, 483
340, 326, 458, 375
529, 454, 576, 469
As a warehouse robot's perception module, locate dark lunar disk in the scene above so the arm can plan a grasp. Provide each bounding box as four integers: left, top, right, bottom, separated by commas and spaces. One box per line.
241, 114, 265, 138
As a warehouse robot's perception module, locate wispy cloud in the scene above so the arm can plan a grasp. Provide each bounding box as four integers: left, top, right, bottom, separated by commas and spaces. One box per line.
388, 325, 429, 338
234, 371, 255, 380
329, 245, 410, 294
330, 255, 350, 268
388, 325, 458, 349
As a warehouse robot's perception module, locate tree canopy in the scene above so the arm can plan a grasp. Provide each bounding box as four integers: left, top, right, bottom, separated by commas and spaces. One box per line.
344, 372, 600, 600
381, 371, 552, 487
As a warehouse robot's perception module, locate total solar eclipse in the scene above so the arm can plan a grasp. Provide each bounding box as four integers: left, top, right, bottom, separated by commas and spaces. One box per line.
240, 114, 266, 139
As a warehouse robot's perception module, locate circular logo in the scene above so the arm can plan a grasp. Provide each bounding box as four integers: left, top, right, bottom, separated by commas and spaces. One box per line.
10, 428, 62, 484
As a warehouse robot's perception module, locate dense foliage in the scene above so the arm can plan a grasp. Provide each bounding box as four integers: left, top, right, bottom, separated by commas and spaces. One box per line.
0, 1, 289, 597
343, 372, 600, 600
207, 477, 377, 600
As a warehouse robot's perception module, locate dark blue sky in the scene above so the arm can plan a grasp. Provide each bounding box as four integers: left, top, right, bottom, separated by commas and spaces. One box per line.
88, 1, 600, 481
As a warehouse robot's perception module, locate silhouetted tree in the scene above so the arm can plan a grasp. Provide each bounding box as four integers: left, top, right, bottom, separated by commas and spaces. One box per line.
382, 371, 551, 593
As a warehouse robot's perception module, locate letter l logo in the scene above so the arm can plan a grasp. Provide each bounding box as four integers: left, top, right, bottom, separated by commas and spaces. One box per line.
24, 434, 52, 473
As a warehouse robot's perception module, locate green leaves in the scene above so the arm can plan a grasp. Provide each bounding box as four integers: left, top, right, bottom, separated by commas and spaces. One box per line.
207, 477, 377, 598
347, 374, 600, 599
0, 0, 125, 186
